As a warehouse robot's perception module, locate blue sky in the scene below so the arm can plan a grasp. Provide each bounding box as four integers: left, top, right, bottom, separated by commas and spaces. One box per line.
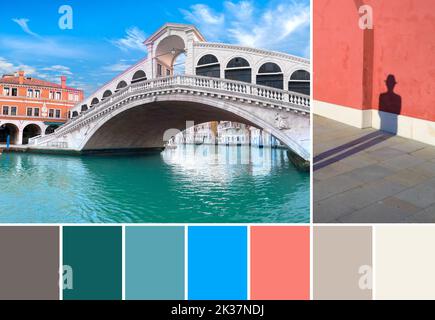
0, 0, 310, 95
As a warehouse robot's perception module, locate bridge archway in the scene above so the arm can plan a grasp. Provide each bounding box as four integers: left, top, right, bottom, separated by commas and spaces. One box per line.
45, 124, 59, 135
0, 123, 19, 144
22, 124, 41, 145
132, 70, 147, 83
90, 97, 99, 107
102, 90, 113, 100
288, 70, 310, 95
196, 54, 220, 78
155, 35, 186, 77
256, 62, 284, 89
225, 57, 251, 83
116, 80, 128, 91
78, 96, 307, 161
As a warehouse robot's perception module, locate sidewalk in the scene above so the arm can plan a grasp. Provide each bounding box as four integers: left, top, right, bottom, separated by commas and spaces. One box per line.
314, 115, 435, 223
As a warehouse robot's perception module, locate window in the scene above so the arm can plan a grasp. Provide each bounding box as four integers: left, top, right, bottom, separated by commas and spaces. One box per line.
225, 57, 251, 83
131, 70, 147, 83
49, 109, 54, 118
288, 70, 310, 95
11, 106, 17, 116
166, 69, 171, 76
33, 108, 39, 117
27, 89, 34, 98
34, 90, 41, 98
49, 91, 54, 99
2, 106, 9, 115
55, 92, 61, 100
256, 63, 284, 89
11, 88, 18, 96
4, 87, 10, 96
55, 109, 61, 118
157, 64, 163, 77
68, 93, 73, 101
196, 54, 220, 78
27, 107, 33, 117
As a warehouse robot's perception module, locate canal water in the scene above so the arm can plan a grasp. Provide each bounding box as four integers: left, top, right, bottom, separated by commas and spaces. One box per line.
0, 145, 309, 223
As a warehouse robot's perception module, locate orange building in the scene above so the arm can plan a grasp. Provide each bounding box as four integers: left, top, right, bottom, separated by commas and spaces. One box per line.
0, 70, 83, 145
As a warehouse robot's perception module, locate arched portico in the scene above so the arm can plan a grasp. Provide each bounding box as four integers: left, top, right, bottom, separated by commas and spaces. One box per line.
0, 123, 19, 144
22, 124, 42, 145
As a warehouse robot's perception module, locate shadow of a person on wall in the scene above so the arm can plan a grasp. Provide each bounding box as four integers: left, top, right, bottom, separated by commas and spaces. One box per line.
378, 74, 402, 134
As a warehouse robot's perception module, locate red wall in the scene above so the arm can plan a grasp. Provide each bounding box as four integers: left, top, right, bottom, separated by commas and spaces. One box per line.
314, 0, 435, 122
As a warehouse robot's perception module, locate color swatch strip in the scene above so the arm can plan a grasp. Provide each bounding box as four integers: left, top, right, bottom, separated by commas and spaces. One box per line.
5, 225, 435, 300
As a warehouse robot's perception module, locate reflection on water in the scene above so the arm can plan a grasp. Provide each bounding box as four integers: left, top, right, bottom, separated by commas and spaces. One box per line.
0, 145, 309, 223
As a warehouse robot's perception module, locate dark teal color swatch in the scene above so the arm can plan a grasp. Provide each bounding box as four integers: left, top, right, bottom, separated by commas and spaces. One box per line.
63, 226, 122, 300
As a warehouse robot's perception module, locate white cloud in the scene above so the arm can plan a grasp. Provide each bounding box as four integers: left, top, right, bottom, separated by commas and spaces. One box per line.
181, 1, 310, 56
0, 57, 77, 88
12, 18, 40, 37
180, 4, 225, 40
110, 27, 147, 52
0, 37, 89, 59
41, 65, 73, 76
0, 56, 36, 75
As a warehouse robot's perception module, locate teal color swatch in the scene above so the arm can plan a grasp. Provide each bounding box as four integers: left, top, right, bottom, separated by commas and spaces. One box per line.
63, 226, 122, 300
125, 226, 185, 300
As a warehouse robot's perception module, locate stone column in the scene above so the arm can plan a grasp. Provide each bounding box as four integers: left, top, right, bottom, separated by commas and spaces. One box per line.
185, 32, 195, 76
17, 128, 23, 145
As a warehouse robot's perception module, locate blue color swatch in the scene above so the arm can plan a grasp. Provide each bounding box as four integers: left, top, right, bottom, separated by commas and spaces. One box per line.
188, 226, 247, 300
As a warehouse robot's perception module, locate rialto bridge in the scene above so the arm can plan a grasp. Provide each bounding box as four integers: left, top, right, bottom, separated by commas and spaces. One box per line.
29, 23, 311, 168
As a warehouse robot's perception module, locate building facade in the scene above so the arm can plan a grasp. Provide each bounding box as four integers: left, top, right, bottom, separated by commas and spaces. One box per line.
0, 71, 83, 145
314, 0, 435, 146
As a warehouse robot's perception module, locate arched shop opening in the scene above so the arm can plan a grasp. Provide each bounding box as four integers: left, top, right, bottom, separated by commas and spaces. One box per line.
22, 124, 42, 145
0, 123, 19, 144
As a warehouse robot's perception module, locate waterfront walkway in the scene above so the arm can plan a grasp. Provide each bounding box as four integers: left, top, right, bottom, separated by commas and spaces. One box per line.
314, 115, 435, 223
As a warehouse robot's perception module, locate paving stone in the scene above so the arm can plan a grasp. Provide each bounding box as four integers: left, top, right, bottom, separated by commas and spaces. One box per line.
365, 147, 407, 161
338, 197, 421, 223
338, 153, 379, 169
314, 174, 362, 202
313, 197, 356, 223
385, 168, 432, 187
395, 177, 435, 209
390, 140, 428, 153
407, 161, 435, 178
404, 205, 435, 223
314, 162, 355, 181
380, 154, 427, 171
362, 179, 410, 199
411, 147, 435, 161
346, 164, 396, 183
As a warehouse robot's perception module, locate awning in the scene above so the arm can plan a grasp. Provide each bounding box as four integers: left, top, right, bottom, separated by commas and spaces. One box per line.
44, 122, 64, 126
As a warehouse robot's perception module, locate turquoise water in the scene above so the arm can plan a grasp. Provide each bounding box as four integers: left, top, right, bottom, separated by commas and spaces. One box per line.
0, 145, 309, 223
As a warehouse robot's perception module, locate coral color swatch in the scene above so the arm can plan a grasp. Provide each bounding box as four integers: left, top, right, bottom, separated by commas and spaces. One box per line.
250, 226, 310, 300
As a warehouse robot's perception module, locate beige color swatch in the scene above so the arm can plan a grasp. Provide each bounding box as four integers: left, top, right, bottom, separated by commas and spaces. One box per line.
375, 226, 435, 300
314, 226, 372, 300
